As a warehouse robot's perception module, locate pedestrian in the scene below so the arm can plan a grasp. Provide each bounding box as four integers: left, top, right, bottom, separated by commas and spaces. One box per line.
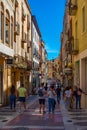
38, 83, 46, 114
9, 84, 16, 111
55, 86, 61, 104
64, 86, 71, 111
17, 84, 27, 112
44, 82, 48, 91
48, 85, 56, 114
69, 86, 73, 109
73, 85, 86, 109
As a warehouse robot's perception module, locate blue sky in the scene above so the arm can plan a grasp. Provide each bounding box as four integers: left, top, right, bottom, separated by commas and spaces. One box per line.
28, 0, 65, 60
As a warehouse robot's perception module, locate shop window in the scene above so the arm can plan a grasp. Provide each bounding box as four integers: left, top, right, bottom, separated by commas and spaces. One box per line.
1, 2, 4, 43
5, 10, 10, 46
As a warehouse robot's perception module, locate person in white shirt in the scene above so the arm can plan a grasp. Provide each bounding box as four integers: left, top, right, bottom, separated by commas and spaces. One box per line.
64, 86, 71, 111
48, 85, 56, 114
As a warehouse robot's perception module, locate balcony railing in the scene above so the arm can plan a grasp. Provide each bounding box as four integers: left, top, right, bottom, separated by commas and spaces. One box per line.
65, 40, 72, 54
65, 37, 78, 55
14, 23, 20, 35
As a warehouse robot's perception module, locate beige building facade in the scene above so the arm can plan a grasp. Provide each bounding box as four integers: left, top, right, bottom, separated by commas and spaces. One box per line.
0, 0, 47, 105
0, 0, 32, 105
0, 0, 15, 105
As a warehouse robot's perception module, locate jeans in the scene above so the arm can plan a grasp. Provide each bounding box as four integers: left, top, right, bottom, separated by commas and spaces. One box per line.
10, 94, 16, 110
48, 98, 55, 113
57, 95, 61, 104
76, 95, 81, 109
65, 97, 70, 109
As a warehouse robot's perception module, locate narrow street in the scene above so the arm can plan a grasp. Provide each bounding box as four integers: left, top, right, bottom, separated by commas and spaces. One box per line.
0, 95, 64, 130
0, 95, 87, 130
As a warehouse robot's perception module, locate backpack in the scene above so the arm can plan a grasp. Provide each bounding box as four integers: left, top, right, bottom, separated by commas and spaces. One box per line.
38, 89, 43, 97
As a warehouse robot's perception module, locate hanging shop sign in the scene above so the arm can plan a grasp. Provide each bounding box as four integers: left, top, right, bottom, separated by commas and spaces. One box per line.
6, 59, 14, 65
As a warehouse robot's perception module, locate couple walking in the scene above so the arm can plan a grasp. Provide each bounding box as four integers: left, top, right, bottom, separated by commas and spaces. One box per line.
9, 84, 27, 112
64, 85, 87, 110
38, 83, 56, 114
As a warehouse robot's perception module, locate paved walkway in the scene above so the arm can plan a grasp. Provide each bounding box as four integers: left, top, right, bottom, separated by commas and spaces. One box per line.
0, 95, 87, 130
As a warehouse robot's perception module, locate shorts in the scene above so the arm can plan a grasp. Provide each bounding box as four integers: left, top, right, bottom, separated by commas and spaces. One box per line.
39, 99, 45, 105
19, 97, 26, 102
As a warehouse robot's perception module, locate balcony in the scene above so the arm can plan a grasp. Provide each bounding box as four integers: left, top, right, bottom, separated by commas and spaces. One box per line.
72, 39, 78, 55
15, 0, 18, 8
22, 33, 27, 43
65, 37, 78, 55
69, 3, 77, 16
65, 40, 72, 54
14, 56, 27, 69
14, 23, 20, 35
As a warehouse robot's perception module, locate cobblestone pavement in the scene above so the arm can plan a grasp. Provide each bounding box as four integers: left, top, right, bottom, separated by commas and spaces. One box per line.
0, 96, 65, 130
1, 95, 87, 130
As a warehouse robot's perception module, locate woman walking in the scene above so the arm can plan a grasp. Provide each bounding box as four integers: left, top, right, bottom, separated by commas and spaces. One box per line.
48, 85, 56, 114
10, 85, 16, 111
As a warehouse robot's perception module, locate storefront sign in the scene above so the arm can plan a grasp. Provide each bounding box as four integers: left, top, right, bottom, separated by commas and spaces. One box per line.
6, 59, 14, 65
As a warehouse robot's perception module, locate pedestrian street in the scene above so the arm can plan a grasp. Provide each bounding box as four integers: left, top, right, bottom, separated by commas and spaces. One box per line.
0, 96, 87, 130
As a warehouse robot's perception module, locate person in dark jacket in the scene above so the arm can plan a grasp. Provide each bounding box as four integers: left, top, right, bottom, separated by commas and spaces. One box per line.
73, 85, 86, 109
10, 85, 16, 111
55, 87, 61, 104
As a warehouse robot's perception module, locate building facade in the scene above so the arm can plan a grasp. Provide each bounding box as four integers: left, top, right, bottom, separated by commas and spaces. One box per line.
0, 0, 15, 105
47, 58, 59, 80
0, 0, 32, 105
32, 15, 41, 89
71, 0, 87, 108
60, 0, 87, 108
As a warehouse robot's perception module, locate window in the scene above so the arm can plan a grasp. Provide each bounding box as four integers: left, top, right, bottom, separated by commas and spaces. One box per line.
82, 6, 85, 33
1, 2, 4, 42
75, 21, 78, 38
5, 10, 10, 45
11, 17, 13, 48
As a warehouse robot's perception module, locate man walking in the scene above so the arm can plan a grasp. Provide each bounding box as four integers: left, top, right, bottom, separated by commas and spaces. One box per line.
38, 83, 46, 114
17, 84, 27, 112
55, 86, 61, 104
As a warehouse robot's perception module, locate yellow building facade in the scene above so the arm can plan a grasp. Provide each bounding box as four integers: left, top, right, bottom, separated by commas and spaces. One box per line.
70, 0, 87, 108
